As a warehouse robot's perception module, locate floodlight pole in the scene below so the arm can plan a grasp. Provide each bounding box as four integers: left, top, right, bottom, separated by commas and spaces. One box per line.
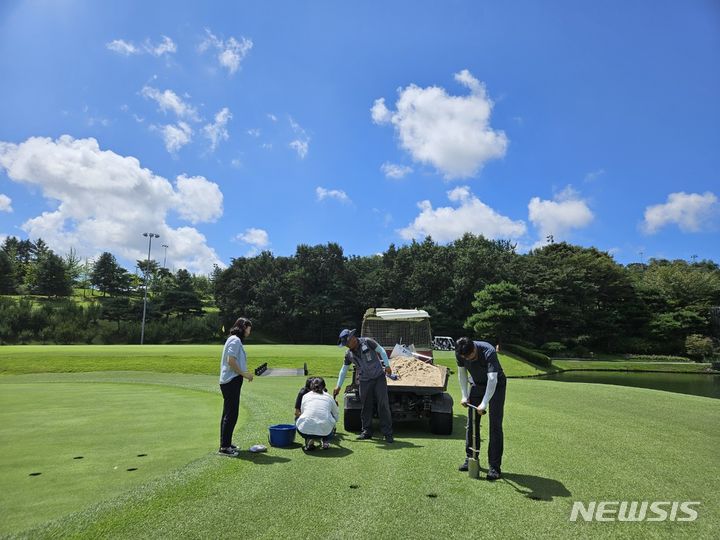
162, 244, 169, 268
140, 232, 159, 345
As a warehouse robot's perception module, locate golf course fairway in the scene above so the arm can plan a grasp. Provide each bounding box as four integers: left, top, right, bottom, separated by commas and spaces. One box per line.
0, 350, 718, 538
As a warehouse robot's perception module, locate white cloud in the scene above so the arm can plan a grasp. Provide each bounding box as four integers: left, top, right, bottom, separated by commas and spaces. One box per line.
146, 36, 176, 57
157, 122, 193, 153
237, 228, 269, 247
0, 193, 12, 212
372, 69, 508, 179
289, 117, 310, 159
399, 186, 525, 242
236, 227, 269, 256
0, 135, 224, 273
199, 29, 253, 75
106, 36, 176, 57
267, 113, 277, 122
106, 39, 140, 55
247, 128, 260, 137
381, 162, 413, 179
316, 187, 351, 204
642, 191, 719, 234
174, 174, 223, 224
371, 98, 392, 124
290, 140, 308, 159
528, 185, 594, 245
203, 107, 232, 151
141, 86, 199, 120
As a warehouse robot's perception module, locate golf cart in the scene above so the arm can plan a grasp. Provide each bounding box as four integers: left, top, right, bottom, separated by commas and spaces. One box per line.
342, 308, 454, 435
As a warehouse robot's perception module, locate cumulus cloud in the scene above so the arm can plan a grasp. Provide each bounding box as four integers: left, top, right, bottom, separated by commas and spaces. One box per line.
236, 227, 269, 256
0, 193, 12, 212
372, 69, 508, 179
106, 36, 176, 57
316, 187, 351, 204
0, 135, 224, 273
528, 186, 594, 246
381, 162, 413, 179
157, 122, 193, 153
399, 186, 526, 242
141, 86, 199, 120
642, 191, 719, 234
199, 29, 253, 75
289, 117, 310, 159
203, 107, 232, 151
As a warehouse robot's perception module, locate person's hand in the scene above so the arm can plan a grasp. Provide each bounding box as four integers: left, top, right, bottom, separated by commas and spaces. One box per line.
477, 407, 487, 416
332, 387, 340, 398
384, 366, 392, 375
245, 373, 254, 382
460, 398, 469, 408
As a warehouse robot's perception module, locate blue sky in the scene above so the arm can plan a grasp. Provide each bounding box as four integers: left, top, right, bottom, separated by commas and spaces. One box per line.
0, 0, 718, 274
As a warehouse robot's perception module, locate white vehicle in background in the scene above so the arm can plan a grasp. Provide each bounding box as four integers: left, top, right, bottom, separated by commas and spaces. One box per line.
432, 336, 456, 351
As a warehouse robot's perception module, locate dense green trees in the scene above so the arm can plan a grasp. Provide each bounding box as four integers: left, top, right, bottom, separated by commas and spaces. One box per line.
2, 234, 719, 352
215, 237, 719, 353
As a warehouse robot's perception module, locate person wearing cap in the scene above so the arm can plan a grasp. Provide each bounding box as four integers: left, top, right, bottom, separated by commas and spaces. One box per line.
455, 337, 507, 480
333, 329, 394, 443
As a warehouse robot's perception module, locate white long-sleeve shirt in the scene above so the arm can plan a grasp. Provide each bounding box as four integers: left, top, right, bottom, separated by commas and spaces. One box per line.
458, 367, 498, 410
296, 391, 339, 437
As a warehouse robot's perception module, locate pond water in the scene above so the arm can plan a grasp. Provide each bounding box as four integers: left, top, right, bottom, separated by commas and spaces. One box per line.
539, 370, 720, 399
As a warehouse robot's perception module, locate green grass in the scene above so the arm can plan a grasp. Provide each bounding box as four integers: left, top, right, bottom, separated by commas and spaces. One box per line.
0, 345, 545, 378
0, 346, 718, 538
553, 360, 711, 373
0, 370, 717, 538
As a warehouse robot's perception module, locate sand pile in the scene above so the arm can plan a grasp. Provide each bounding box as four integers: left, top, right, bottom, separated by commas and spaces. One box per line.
387, 356, 447, 388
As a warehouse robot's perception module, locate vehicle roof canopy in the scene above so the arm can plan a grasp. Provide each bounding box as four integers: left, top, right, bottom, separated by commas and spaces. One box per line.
363, 308, 430, 321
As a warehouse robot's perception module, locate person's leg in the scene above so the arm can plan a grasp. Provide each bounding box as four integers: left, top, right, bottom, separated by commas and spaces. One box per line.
359, 378, 375, 435
487, 380, 506, 472
220, 376, 242, 448
374, 375, 393, 437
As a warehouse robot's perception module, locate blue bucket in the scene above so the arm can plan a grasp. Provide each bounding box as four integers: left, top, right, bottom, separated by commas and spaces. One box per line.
268, 424, 296, 447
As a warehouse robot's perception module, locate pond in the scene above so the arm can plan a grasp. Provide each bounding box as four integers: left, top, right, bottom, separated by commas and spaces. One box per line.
539, 370, 720, 399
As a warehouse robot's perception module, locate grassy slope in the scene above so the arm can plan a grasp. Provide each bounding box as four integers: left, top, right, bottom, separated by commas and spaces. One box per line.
553, 360, 711, 373
0, 369, 717, 538
0, 345, 545, 378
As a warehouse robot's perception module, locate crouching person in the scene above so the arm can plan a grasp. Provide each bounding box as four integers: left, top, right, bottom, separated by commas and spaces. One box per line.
296, 377, 339, 451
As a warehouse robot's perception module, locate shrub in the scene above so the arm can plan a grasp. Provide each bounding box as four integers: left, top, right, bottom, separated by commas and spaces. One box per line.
685, 334, 715, 361
540, 342, 567, 357
503, 343, 552, 367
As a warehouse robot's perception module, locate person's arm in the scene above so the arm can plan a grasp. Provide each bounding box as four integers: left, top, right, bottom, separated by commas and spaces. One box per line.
371, 340, 392, 374
228, 356, 254, 381
458, 366, 470, 404
478, 372, 498, 411
333, 363, 349, 397
329, 394, 339, 421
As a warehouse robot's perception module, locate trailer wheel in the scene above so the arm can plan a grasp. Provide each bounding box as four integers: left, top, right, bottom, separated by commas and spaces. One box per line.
429, 412, 453, 435
344, 409, 362, 432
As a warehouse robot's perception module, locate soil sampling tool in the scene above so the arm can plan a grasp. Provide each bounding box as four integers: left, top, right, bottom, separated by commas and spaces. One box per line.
468, 405, 480, 479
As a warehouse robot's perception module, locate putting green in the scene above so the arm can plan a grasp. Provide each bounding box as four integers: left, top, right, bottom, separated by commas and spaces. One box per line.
0, 376, 217, 534
1, 370, 718, 538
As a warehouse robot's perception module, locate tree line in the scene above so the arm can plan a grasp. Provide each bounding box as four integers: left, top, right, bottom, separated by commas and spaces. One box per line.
0, 237, 218, 344
214, 235, 720, 356
2, 234, 719, 356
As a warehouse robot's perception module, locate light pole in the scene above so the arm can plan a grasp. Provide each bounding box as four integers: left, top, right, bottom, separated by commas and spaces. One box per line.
162, 244, 169, 268
141, 232, 160, 345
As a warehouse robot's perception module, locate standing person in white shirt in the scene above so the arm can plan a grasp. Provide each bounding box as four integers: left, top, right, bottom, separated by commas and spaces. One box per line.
218, 317, 255, 456
296, 377, 339, 451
